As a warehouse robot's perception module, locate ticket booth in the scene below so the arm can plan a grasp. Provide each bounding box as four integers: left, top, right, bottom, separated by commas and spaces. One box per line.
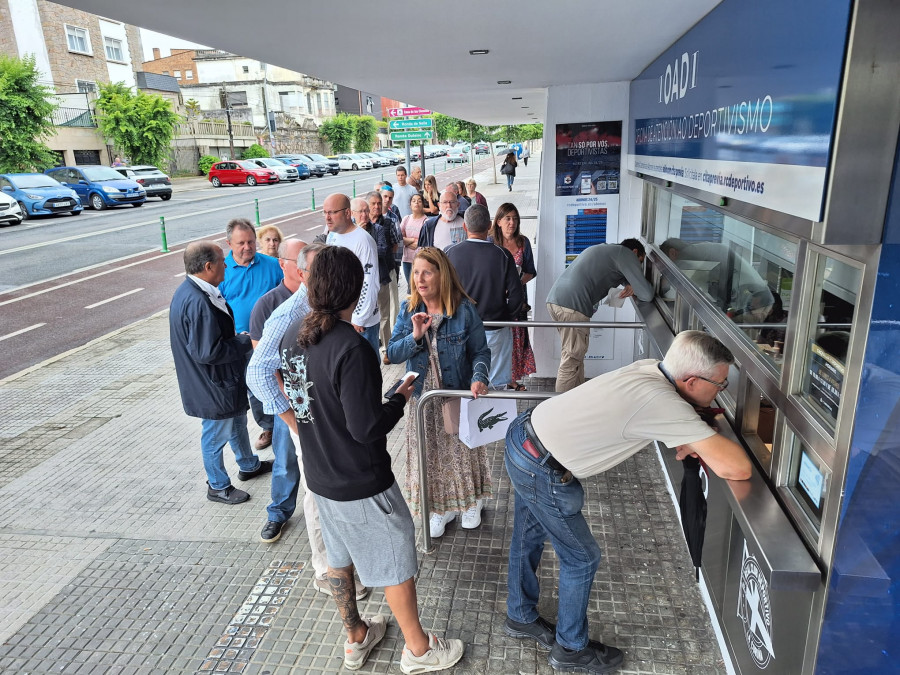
621, 0, 900, 673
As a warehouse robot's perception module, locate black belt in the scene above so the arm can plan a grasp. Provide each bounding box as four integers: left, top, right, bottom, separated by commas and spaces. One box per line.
522, 412, 570, 476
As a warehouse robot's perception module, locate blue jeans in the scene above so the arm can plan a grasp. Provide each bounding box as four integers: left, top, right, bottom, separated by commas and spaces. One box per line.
200, 414, 261, 490
402, 261, 412, 287
362, 323, 380, 354
267, 415, 300, 523
485, 327, 513, 389
505, 411, 601, 651
507, 174, 515, 189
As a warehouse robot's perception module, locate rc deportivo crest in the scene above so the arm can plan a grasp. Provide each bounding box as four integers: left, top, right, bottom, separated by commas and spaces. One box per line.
737, 540, 775, 669
477, 408, 508, 432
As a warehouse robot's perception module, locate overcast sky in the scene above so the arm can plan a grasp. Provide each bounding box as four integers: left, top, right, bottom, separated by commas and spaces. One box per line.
139, 28, 209, 62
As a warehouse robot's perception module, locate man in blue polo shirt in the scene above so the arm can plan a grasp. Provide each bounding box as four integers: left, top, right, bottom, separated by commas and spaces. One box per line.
219, 218, 283, 450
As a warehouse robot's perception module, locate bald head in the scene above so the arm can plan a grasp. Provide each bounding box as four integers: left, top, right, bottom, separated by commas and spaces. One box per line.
323, 193, 353, 234
277, 239, 306, 291
184, 241, 225, 284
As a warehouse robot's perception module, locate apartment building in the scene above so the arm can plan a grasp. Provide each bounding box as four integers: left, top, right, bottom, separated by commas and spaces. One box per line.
0, 0, 143, 165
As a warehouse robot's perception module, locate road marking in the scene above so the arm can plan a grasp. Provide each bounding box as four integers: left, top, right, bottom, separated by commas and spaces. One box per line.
84, 287, 144, 309
174, 271, 186, 277
0, 323, 46, 342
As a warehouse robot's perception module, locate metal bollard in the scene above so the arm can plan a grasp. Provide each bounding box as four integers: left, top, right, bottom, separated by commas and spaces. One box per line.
381, 172, 384, 182
353, 179, 356, 198
311, 187, 315, 211
159, 216, 169, 252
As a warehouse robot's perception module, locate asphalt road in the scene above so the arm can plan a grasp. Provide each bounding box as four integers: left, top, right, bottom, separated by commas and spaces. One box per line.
0, 156, 495, 380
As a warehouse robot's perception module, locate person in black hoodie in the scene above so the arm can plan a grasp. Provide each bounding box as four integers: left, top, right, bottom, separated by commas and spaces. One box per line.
278, 246, 464, 673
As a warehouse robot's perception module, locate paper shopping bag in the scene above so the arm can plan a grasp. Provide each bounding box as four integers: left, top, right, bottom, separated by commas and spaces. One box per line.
458, 396, 517, 449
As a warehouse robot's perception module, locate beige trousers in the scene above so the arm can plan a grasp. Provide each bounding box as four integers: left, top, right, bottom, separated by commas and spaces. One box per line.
378, 280, 392, 352
547, 303, 591, 393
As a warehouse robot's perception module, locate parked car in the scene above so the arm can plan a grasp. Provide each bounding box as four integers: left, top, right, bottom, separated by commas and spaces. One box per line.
408, 147, 422, 161
273, 155, 325, 180
360, 152, 389, 168
374, 150, 402, 165
207, 160, 279, 187
113, 165, 172, 200
0, 173, 83, 219
382, 149, 407, 163
446, 148, 469, 163
335, 154, 373, 170
44, 165, 146, 210
304, 153, 341, 174
0, 190, 25, 226
294, 154, 330, 177
272, 156, 312, 179
474, 142, 490, 154
248, 158, 300, 182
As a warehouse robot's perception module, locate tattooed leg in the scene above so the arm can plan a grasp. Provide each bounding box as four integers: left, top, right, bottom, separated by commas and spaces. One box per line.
327, 565, 367, 643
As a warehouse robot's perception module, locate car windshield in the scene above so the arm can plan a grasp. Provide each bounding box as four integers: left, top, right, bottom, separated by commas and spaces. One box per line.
11, 175, 60, 189
255, 159, 277, 166
308, 154, 329, 161
82, 166, 127, 181
237, 161, 260, 169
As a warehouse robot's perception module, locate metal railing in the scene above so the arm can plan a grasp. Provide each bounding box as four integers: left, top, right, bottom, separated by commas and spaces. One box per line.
52, 107, 96, 127
412, 318, 645, 552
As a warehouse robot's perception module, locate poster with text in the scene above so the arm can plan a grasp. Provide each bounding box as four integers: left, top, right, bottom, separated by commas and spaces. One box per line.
555, 121, 622, 197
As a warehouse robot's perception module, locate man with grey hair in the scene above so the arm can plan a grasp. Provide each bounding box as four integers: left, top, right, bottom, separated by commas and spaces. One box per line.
447, 204, 524, 393
169, 241, 272, 506
503, 330, 751, 673
219, 217, 284, 450
416, 189, 466, 250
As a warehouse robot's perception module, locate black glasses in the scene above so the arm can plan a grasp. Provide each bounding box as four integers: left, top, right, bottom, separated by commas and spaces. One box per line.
323, 208, 348, 216
691, 374, 729, 390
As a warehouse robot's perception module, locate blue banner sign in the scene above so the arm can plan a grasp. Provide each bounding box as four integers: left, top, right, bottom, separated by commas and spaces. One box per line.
628, 0, 852, 221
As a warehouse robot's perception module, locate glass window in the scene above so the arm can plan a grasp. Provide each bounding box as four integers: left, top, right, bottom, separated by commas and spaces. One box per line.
798, 254, 861, 429
742, 378, 777, 474
784, 430, 829, 532
653, 191, 797, 371
103, 36, 123, 61
76, 80, 96, 94
185, 70, 193, 80
174, 70, 181, 78
65, 25, 90, 54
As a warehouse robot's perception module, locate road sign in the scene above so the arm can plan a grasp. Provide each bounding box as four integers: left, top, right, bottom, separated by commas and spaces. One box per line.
388, 107, 432, 118
390, 130, 432, 141
389, 118, 433, 130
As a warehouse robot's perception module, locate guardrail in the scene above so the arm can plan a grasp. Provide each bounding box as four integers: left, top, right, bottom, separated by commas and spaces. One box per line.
413, 318, 645, 552
52, 107, 96, 128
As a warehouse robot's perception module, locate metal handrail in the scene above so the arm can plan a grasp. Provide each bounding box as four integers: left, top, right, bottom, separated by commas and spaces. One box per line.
415, 389, 557, 553
483, 320, 643, 329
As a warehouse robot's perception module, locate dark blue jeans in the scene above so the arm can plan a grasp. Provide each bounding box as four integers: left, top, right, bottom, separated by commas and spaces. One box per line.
266, 416, 300, 523
504, 411, 602, 651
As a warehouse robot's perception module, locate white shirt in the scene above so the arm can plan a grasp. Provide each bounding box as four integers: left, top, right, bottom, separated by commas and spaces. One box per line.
189, 275, 230, 315
325, 226, 381, 328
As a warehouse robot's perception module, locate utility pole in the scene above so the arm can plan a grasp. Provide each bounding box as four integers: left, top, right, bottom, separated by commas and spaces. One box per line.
221, 83, 236, 160
261, 63, 275, 154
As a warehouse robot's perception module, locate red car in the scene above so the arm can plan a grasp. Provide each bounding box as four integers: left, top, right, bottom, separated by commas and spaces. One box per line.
208, 160, 279, 187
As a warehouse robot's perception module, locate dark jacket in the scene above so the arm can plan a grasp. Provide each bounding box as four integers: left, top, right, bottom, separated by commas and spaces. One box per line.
169, 279, 253, 419
446, 239, 525, 324
416, 215, 442, 249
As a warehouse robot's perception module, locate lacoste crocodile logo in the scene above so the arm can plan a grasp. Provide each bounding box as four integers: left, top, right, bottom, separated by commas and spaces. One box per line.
478, 408, 508, 432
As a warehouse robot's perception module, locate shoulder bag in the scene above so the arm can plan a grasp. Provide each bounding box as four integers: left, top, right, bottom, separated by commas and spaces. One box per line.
426, 329, 460, 435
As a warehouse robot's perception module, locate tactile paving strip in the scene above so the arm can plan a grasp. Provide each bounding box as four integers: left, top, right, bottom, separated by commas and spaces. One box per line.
196, 560, 304, 674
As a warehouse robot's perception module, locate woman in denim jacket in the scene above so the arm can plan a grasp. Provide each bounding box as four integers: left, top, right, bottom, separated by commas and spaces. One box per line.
388, 247, 492, 538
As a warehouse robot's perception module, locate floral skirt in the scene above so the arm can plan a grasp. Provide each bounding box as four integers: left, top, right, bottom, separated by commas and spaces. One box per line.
511, 326, 536, 383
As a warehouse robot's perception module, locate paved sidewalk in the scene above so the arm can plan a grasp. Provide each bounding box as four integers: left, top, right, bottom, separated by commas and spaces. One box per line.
0, 153, 726, 674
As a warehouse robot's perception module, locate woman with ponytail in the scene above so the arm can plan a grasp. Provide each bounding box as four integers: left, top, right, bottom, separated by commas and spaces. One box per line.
278, 245, 465, 672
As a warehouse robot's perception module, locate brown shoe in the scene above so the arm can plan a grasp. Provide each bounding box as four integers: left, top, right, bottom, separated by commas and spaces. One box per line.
382, 354, 390, 365
255, 430, 273, 450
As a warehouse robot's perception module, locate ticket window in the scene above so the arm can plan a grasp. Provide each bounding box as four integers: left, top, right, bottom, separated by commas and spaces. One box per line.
651, 191, 799, 373
797, 254, 862, 432
741, 378, 777, 475
779, 427, 831, 547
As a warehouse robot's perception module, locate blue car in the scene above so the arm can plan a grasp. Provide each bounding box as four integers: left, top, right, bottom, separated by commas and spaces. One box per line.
0, 173, 83, 219
44, 165, 146, 210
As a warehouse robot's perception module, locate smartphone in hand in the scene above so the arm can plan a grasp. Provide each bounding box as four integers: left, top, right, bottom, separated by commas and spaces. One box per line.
385, 371, 419, 399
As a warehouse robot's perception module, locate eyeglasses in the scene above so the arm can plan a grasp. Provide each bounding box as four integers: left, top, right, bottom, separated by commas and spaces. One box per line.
323, 208, 348, 216
691, 374, 729, 390
439, 200, 457, 206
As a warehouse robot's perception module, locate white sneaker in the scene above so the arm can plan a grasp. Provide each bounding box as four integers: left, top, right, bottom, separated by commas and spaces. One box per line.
429, 511, 456, 538
400, 634, 465, 674
344, 614, 387, 670
460, 500, 483, 529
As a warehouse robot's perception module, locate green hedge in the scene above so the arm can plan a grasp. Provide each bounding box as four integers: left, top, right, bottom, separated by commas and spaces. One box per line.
198, 155, 219, 175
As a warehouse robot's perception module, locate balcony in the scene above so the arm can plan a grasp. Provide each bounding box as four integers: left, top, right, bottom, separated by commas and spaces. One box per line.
53, 107, 96, 128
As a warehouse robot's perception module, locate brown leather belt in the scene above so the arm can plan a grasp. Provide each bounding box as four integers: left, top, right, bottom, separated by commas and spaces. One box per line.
522, 413, 571, 478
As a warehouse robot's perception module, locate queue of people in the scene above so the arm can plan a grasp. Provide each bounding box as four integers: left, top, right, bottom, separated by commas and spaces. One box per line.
164, 159, 756, 674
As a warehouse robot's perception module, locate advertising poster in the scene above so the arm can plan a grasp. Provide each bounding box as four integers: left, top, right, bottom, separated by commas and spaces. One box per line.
806, 342, 844, 421
555, 121, 622, 197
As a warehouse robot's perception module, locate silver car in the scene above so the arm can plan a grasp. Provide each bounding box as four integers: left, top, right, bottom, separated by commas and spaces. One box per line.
248, 158, 300, 182
0, 191, 24, 225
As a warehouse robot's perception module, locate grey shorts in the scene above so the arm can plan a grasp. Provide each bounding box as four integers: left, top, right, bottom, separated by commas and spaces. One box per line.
313, 481, 418, 588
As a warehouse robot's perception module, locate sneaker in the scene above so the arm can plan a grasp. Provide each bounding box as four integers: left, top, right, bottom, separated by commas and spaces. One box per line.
344, 615, 387, 670
313, 575, 370, 601
548, 640, 624, 673
259, 520, 283, 543
504, 616, 556, 651
206, 482, 249, 505
460, 500, 483, 529
399, 634, 464, 674
255, 430, 273, 450
429, 511, 456, 538
238, 459, 273, 481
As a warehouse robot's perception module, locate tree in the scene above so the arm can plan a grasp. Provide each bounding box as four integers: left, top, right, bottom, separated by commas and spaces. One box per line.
318, 113, 354, 153
241, 143, 269, 159
184, 98, 201, 121
353, 115, 377, 152
521, 123, 544, 140
0, 54, 59, 173
432, 113, 458, 143
94, 82, 181, 167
